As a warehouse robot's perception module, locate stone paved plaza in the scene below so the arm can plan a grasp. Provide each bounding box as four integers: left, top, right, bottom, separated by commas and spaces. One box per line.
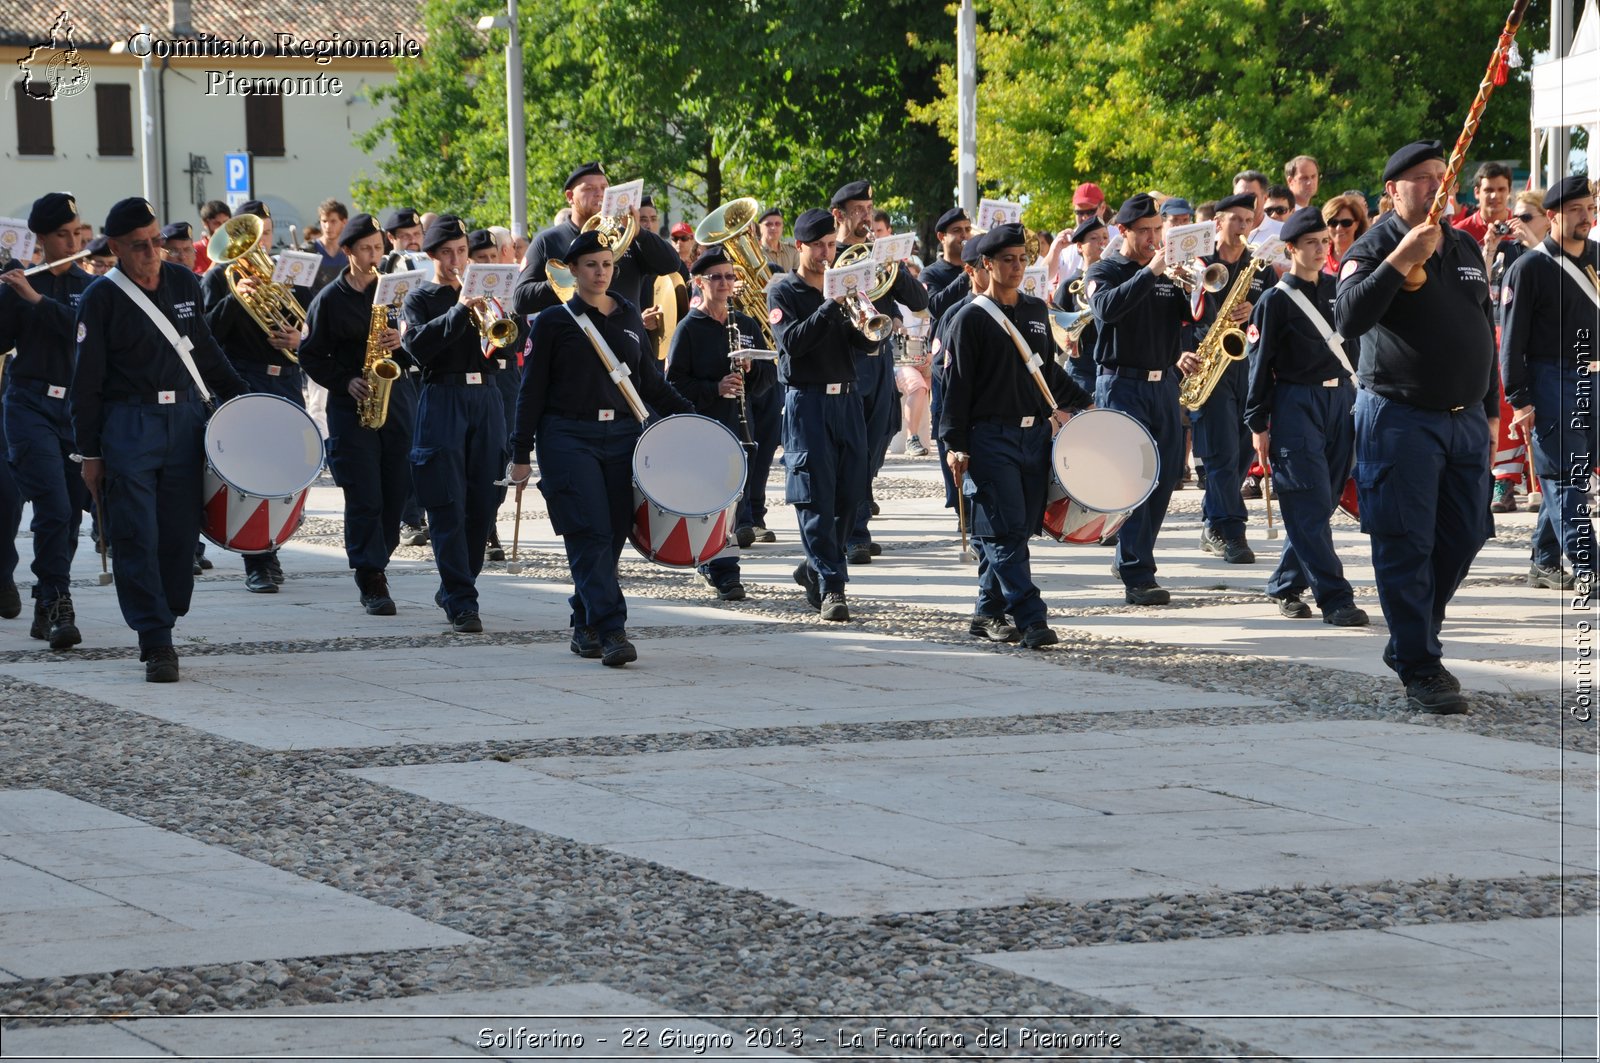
0, 455, 1595, 1061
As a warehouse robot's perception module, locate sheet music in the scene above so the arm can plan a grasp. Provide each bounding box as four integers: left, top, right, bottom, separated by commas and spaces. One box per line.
459, 263, 519, 301
975, 198, 1022, 231
601, 179, 644, 219
1021, 264, 1050, 301
374, 268, 428, 306
1164, 222, 1215, 263
271, 250, 321, 286
870, 233, 916, 264
823, 259, 878, 301
0, 219, 39, 265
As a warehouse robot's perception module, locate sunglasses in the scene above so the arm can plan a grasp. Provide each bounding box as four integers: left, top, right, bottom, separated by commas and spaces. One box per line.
1074, 207, 1098, 215
671, 235, 695, 242
703, 273, 739, 283
1514, 213, 1536, 223
1328, 217, 1357, 229
1264, 205, 1290, 217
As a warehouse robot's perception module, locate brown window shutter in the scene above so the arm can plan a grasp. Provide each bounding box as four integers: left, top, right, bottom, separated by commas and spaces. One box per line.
14, 81, 54, 155
244, 95, 285, 157
95, 84, 133, 156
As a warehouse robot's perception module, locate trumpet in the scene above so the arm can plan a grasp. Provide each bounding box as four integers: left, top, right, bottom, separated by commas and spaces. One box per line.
840, 287, 893, 342
450, 267, 518, 349
1048, 307, 1095, 346
1165, 258, 1229, 295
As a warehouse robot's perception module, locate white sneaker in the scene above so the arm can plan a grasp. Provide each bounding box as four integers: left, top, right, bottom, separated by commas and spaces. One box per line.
905, 435, 929, 457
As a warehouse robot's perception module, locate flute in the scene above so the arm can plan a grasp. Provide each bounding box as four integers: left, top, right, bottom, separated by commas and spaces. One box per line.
21, 250, 92, 275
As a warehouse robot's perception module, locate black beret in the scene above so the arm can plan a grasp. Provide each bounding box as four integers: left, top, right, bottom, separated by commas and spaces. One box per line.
420, 215, 467, 253
960, 234, 986, 265
103, 197, 157, 238
1382, 140, 1445, 182
1543, 174, 1593, 210
934, 207, 969, 233
977, 222, 1027, 257
338, 212, 380, 249
237, 199, 270, 219
830, 180, 871, 208
1279, 206, 1328, 243
563, 228, 612, 261
1215, 192, 1256, 214
159, 221, 192, 241
1069, 216, 1106, 244
380, 207, 419, 232
792, 208, 834, 243
86, 235, 111, 256
1114, 194, 1158, 226
689, 247, 729, 275
758, 207, 782, 223
467, 228, 496, 254
639, 195, 653, 208
28, 192, 77, 234
564, 161, 606, 191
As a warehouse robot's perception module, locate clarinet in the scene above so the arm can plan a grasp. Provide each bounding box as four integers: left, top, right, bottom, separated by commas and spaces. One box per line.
728, 316, 755, 450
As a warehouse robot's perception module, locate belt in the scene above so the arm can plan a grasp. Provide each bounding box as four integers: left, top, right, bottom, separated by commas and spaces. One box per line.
104, 389, 200, 405
423, 372, 494, 386
974, 414, 1043, 428
1100, 366, 1168, 381
7, 376, 70, 398
788, 382, 855, 394
237, 360, 299, 377
550, 409, 624, 422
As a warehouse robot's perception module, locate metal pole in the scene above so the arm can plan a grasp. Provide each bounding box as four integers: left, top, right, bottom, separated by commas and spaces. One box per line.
506, 0, 528, 239
957, 0, 977, 214
1547, 0, 1573, 185
137, 24, 158, 202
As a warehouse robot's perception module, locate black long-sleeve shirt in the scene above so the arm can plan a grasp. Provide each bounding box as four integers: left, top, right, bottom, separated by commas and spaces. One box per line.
665, 307, 776, 431
939, 293, 1093, 453
1243, 273, 1351, 432
71, 263, 246, 456
1085, 251, 1191, 371
765, 271, 879, 386
930, 273, 972, 327
401, 282, 504, 380
1499, 236, 1600, 409
513, 219, 682, 315
511, 293, 692, 463
1334, 211, 1496, 413
300, 270, 415, 409
921, 256, 962, 295
0, 263, 91, 385
1052, 269, 1099, 365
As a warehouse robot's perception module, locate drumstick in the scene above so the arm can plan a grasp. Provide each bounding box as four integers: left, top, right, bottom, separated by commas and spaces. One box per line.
956, 482, 975, 562
92, 485, 112, 586
506, 483, 524, 575
1262, 469, 1279, 541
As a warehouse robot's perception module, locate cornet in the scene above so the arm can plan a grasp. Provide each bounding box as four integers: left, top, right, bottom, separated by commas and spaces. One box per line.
1165, 258, 1229, 295
839, 287, 893, 343
450, 267, 518, 350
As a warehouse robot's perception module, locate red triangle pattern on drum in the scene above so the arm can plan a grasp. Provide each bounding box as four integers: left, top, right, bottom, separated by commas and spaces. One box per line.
230, 499, 273, 553
685, 510, 728, 563
631, 500, 653, 553
656, 516, 693, 567
202, 484, 231, 547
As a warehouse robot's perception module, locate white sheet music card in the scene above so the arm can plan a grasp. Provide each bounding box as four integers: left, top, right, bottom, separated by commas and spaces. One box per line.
271, 250, 321, 286
0, 219, 38, 265
460, 263, 518, 301
870, 233, 916, 264
1021, 264, 1050, 300
823, 259, 878, 301
601, 179, 644, 219
374, 268, 427, 306
975, 198, 1022, 230
1164, 221, 1215, 263
1254, 235, 1289, 266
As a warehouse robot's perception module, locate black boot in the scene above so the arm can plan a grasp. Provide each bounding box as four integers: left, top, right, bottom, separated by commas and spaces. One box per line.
29, 598, 48, 640
46, 594, 82, 650
357, 571, 397, 616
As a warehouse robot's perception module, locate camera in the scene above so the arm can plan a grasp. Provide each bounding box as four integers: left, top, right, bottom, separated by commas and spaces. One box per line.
1492, 221, 1511, 236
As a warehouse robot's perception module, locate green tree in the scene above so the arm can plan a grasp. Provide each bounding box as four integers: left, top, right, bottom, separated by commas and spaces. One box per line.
911, 0, 1542, 228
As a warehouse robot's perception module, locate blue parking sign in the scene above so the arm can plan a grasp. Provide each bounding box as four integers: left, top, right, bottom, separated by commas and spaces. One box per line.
224, 153, 251, 210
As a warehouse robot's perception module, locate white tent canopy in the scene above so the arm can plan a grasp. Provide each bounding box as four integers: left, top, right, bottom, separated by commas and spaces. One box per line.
1531, 0, 1598, 184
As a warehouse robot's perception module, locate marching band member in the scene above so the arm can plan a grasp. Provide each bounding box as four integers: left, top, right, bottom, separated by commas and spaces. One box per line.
0, 193, 91, 646
402, 215, 507, 633
380, 206, 430, 547
1087, 193, 1199, 606
299, 212, 413, 616
1499, 175, 1598, 594
666, 246, 776, 600
194, 200, 231, 275
1052, 214, 1108, 398
509, 229, 693, 666
1190, 191, 1275, 565
930, 237, 990, 526
921, 208, 972, 296
941, 224, 1093, 648
513, 161, 681, 317
1335, 140, 1498, 715
158, 222, 197, 271
71, 197, 246, 682
767, 208, 879, 620
201, 200, 313, 596
468, 227, 521, 562
83, 236, 116, 276
1244, 207, 1368, 626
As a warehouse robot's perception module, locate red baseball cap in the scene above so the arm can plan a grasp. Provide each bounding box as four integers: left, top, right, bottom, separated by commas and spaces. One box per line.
1072, 182, 1105, 208
670, 222, 694, 239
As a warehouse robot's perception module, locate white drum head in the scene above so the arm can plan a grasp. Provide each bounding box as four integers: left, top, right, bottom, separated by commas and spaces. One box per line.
205, 394, 324, 498
633, 414, 746, 517
1051, 408, 1159, 513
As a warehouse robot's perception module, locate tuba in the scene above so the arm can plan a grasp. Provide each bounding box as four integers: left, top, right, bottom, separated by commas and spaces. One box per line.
695, 197, 778, 349
206, 214, 309, 359
358, 267, 402, 430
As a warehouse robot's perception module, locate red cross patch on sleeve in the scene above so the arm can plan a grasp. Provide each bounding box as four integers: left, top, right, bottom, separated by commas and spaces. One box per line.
768, 307, 783, 324
1246, 323, 1260, 344
1339, 258, 1361, 282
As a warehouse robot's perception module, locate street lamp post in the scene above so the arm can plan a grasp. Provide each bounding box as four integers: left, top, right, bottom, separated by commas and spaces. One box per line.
478, 4, 527, 240
110, 26, 160, 205
957, 0, 977, 215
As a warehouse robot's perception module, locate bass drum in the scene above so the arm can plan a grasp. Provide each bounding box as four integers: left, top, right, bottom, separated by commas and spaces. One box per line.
628, 414, 748, 567
1041, 409, 1159, 544
1338, 475, 1359, 520
201, 394, 324, 554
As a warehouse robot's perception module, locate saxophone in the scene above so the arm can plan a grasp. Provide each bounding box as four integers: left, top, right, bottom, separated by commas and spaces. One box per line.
1179, 250, 1270, 411
358, 271, 402, 430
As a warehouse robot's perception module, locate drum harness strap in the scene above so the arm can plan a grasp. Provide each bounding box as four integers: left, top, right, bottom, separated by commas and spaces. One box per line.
1273, 280, 1354, 380
1534, 243, 1600, 310
565, 304, 649, 424
971, 294, 1058, 413
106, 268, 214, 408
